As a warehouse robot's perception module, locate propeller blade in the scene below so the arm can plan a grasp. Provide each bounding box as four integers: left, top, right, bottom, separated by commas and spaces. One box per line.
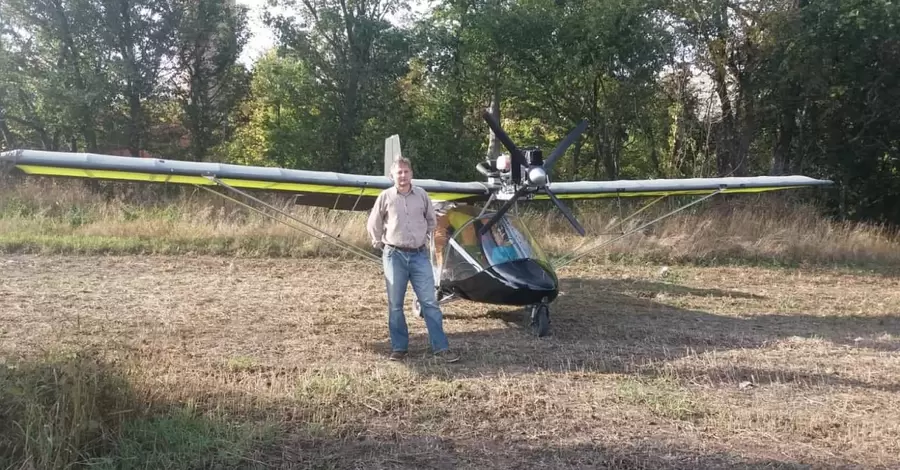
482, 110, 526, 181
478, 185, 530, 237
543, 119, 589, 173
544, 187, 586, 236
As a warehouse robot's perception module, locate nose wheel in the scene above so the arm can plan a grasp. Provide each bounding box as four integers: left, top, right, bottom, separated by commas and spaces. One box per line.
412, 287, 442, 319
529, 301, 551, 337
413, 296, 422, 318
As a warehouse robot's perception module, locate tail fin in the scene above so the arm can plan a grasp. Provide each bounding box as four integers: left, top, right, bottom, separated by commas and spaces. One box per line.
384, 134, 401, 177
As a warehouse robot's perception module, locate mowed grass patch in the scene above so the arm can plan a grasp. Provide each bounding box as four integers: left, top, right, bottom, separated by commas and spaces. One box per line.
2, 255, 899, 468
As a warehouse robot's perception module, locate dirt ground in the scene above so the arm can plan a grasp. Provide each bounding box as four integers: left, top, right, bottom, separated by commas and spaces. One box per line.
2, 254, 899, 469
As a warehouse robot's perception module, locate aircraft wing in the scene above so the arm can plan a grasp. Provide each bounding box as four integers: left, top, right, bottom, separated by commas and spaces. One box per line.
0, 149, 493, 210
537, 175, 833, 200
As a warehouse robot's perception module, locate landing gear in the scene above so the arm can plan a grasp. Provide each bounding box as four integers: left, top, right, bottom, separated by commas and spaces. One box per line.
413, 287, 445, 319
413, 296, 422, 318
529, 299, 551, 337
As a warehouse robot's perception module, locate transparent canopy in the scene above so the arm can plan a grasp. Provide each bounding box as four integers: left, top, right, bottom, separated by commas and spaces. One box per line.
433, 204, 549, 283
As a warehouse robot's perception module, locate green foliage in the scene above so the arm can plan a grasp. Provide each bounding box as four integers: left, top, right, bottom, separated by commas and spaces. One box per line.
222, 51, 329, 168
1, 0, 899, 225
262, 0, 415, 173
174, 0, 252, 162
497, 0, 673, 180
90, 409, 276, 470
760, 0, 900, 223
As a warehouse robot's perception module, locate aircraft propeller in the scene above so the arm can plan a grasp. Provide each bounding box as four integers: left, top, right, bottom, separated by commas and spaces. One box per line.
479, 110, 589, 237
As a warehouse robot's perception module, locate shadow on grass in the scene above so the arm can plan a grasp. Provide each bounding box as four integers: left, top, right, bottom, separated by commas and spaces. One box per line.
0, 346, 885, 469
270, 433, 836, 469
0, 349, 276, 470
0, 350, 866, 470
368, 277, 900, 392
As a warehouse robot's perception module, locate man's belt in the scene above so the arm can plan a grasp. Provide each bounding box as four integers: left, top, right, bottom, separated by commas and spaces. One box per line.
387, 244, 426, 252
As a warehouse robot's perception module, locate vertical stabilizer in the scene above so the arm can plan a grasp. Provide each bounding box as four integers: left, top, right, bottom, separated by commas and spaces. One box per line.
384, 134, 401, 177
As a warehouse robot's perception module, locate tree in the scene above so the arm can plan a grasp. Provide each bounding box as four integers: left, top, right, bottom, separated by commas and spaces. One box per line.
222, 51, 332, 169
760, 0, 900, 222
173, 0, 250, 161
667, 0, 782, 177
99, 0, 178, 157
1, 0, 115, 152
265, 0, 412, 173
497, 0, 671, 180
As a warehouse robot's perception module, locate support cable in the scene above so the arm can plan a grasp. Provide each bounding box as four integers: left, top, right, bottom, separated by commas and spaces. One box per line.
196, 178, 381, 264
553, 190, 723, 270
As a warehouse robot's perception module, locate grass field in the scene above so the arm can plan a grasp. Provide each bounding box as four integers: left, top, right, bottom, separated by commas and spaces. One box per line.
2, 255, 899, 469
1, 178, 900, 468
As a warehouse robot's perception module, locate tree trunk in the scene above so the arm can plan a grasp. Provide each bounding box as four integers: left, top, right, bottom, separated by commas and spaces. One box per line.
338, 80, 359, 172
571, 137, 582, 180
708, 2, 740, 177
486, 85, 502, 160
128, 90, 143, 156
120, 0, 143, 157
0, 107, 14, 149
771, 107, 796, 175
601, 128, 619, 180
188, 66, 207, 161
0, 91, 14, 149
448, 8, 469, 164
49, 0, 98, 152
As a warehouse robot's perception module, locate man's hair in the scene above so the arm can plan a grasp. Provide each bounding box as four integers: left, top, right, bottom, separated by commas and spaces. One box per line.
391, 156, 412, 171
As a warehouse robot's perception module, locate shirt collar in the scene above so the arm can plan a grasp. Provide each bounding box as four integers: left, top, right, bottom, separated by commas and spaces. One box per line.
392, 185, 415, 196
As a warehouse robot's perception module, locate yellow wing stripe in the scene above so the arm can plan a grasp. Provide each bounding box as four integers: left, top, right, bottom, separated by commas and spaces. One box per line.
532, 186, 806, 199
15, 164, 475, 202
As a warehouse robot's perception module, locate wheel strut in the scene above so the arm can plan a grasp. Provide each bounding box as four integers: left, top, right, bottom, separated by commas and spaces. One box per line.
529, 297, 551, 337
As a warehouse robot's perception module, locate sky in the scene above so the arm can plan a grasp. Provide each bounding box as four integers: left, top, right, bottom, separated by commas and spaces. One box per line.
235, 0, 280, 66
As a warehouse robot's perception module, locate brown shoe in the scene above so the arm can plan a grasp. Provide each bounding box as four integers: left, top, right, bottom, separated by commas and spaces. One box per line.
389, 350, 407, 361
434, 349, 460, 363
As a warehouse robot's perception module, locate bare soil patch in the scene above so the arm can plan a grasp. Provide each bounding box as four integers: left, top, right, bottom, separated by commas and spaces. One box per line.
2, 255, 899, 468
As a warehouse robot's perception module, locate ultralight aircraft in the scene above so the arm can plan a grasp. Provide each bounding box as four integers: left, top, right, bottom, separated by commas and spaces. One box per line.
0, 111, 832, 336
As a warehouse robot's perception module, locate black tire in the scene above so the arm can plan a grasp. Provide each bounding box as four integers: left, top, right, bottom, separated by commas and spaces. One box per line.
532, 304, 550, 337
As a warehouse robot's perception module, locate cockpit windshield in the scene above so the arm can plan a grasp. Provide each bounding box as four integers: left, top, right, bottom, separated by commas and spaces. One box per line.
434, 205, 550, 283
479, 217, 539, 266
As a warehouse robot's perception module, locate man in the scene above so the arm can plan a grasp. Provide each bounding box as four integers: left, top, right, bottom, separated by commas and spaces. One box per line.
367, 156, 460, 363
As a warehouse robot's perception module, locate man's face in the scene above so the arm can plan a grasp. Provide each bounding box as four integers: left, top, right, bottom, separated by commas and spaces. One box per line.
392, 163, 412, 188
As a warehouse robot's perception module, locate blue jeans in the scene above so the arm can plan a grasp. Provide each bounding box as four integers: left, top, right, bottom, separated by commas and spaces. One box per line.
382, 246, 450, 353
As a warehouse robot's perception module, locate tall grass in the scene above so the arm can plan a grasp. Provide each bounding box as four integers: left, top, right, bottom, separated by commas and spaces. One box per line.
0, 351, 130, 469
1, 175, 898, 269
0, 350, 275, 469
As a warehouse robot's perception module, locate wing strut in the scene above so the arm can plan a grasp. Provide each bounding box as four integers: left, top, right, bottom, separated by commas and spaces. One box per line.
553, 189, 723, 270
563, 194, 670, 259
604, 194, 668, 235
198, 177, 381, 264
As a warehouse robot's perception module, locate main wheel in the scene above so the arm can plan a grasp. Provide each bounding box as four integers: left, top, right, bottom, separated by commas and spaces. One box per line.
531, 304, 550, 337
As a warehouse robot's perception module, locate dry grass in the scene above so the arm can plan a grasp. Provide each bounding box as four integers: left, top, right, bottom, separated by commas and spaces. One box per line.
1, 176, 899, 270
2, 175, 899, 467
2, 255, 899, 468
